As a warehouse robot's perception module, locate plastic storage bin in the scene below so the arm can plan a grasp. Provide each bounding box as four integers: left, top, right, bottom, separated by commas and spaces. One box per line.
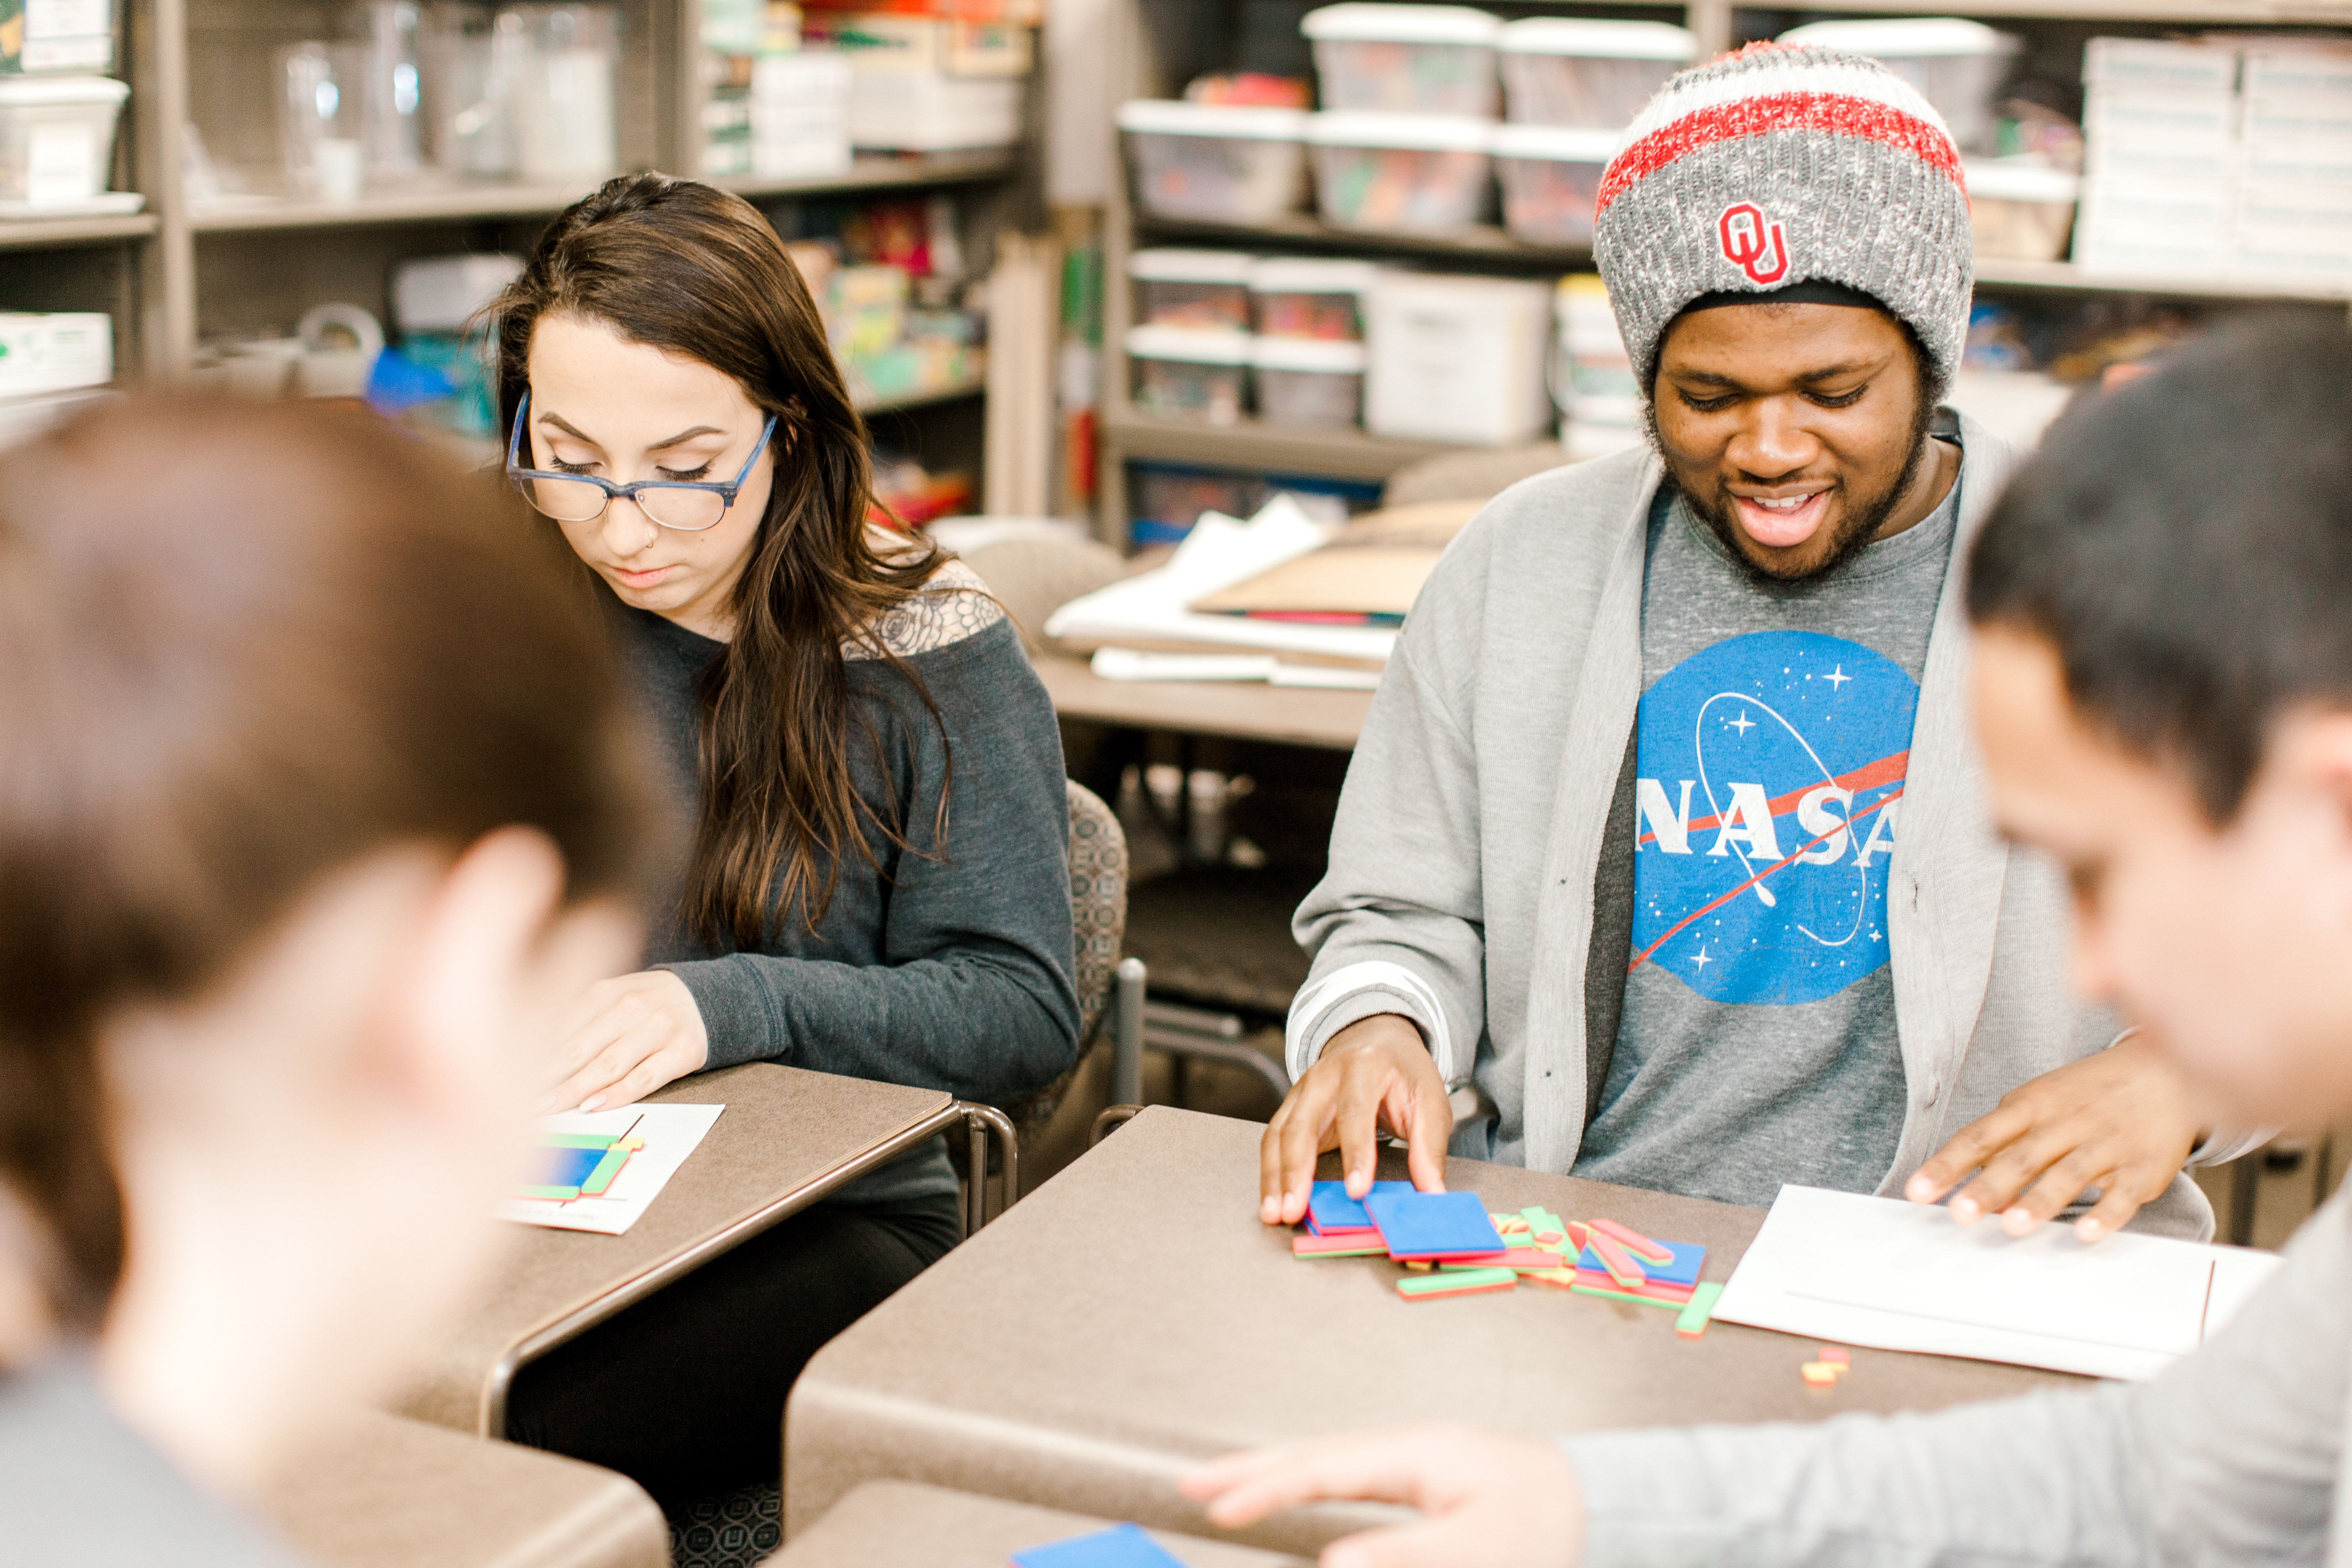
1775, 18, 2019, 154
1118, 100, 1310, 225
1249, 256, 1379, 340
1308, 112, 1494, 232
0, 75, 127, 208
1303, 3, 1501, 116
1493, 124, 1617, 245
1127, 326, 1252, 425
1128, 249, 1258, 332
1964, 158, 2079, 262
1498, 20, 1693, 129
1254, 336, 1368, 428
1366, 272, 1551, 444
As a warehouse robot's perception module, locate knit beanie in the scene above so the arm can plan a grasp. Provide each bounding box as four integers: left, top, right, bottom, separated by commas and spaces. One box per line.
1592, 41, 1972, 393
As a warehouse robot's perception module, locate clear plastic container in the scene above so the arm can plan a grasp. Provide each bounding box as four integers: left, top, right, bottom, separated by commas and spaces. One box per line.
1497, 19, 1693, 129
1303, 4, 1502, 117
1493, 124, 1617, 245
1307, 111, 1494, 233
1127, 325, 1251, 425
1128, 249, 1258, 332
0, 75, 127, 208
1248, 256, 1379, 340
1964, 157, 2079, 262
1117, 100, 1310, 224
1775, 18, 2020, 155
1254, 335, 1367, 428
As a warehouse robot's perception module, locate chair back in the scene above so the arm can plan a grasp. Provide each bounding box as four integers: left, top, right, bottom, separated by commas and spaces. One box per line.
1065, 777, 1128, 1046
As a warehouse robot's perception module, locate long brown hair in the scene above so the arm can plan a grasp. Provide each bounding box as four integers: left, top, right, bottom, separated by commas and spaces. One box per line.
0, 397, 659, 1329
495, 174, 949, 947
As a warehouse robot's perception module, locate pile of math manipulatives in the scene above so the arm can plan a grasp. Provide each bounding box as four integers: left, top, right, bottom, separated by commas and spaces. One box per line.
1292, 1179, 1727, 1338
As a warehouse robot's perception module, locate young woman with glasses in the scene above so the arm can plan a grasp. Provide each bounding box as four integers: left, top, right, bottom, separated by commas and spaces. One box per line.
491, 174, 1081, 1519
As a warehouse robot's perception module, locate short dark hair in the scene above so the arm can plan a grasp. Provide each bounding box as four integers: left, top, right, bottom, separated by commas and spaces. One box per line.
0, 397, 663, 1329
1967, 317, 2352, 821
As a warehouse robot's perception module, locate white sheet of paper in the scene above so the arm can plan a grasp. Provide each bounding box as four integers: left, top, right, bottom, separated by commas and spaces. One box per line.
497, 1103, 725, 1236
1711, 1185, 2283, 1381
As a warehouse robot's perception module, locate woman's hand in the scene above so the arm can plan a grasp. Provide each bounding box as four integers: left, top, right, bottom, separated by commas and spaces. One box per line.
1182, 1424, 1585, 1568
544, 970, 709, 1113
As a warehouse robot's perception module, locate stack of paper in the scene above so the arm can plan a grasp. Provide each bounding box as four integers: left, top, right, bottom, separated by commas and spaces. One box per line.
1712, 1185, 2283, 1381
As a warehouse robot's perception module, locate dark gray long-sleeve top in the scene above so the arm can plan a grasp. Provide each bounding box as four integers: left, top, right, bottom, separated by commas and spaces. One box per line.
615, 561, 1079, 1203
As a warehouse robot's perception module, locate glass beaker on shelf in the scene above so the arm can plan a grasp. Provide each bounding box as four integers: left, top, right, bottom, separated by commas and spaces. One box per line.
494, 4, 619, 184
276, 41, 365, 200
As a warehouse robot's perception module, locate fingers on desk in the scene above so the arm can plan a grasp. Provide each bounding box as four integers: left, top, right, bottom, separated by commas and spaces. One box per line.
1262, 1069, 1345, 1225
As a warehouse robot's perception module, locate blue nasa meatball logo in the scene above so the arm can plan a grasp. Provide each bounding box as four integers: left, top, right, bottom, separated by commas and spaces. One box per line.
1629, 629, 1915, 1006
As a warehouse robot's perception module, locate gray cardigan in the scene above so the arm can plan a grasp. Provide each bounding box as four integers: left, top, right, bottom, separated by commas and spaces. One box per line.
1287, 415, 2233, 1238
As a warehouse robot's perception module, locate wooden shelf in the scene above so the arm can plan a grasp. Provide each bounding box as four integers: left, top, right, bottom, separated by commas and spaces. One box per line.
858, 373, 989, 415
186, 153, 1021, 235
1741, 0, 2352, 22
1974, 256, 2352, 304
0, 213, 159, 251
1101, 409, 1465, 482
715, 149, 1019, 201
1132, 209, 1588, 271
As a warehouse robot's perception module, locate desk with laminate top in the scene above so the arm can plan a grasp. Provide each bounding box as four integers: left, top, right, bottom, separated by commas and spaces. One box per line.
769, 1481, 1308, 1568
398, 1063, 959, 1439
783, 1106, 2082, 1555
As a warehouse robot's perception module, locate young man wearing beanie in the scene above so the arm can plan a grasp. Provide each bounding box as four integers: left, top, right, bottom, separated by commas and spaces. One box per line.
1190, 310, 2352, 1568
1258, 44, 2250, 1240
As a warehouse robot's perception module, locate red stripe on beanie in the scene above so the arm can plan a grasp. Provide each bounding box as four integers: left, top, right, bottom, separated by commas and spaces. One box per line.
1595, 91, 1964, 218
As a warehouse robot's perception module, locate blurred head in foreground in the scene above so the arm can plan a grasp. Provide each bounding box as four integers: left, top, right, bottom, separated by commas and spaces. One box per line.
0, 398, 658, 1493
1968, 317, 2352, 1131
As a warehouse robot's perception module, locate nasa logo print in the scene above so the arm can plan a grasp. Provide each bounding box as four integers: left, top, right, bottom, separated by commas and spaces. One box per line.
1717, 201, 1791, 286
1628, 629, 1914, 1005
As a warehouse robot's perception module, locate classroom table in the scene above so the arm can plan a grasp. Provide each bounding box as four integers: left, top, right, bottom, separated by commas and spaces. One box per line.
1034, 653, 1372, 752
783, 1106, 2084, 1555
398, 1063, 959, 1439
262, 1408, 666, 1568
770, 1480, 1308, 1568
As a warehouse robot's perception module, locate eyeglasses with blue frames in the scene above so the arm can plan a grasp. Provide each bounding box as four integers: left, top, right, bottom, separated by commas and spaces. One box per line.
505, 390, 779, 533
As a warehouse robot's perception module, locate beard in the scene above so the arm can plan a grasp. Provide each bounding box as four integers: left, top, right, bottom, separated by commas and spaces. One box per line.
1647, 389, 1937, 585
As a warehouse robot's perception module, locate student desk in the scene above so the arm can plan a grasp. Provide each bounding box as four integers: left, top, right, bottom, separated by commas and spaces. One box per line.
770, 1480, 1308, 1568
1034, 654, 1371, 752
399, 1063, 959, 1439
784, 1106, 2084, 1555
263, 1410, 666, 1568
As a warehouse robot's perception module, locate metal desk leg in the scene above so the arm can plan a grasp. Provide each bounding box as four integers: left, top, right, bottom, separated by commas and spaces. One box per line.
957, 1101, 1019, 1233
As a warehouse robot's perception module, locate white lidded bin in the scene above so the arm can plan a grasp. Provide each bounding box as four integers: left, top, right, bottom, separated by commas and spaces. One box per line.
1498, 19, 1693, 130
1308, 111, 1494, 233
0, 312, 113, 397
1366, 272, 1551, 444
1127, 325, 1252, 425
1117, 100, 1310, 225
1253, 335, 1368, 428
1964, 158, 2079, 262
1303, 3, 1502, 117
1493, 124, 1618, 245
1128, 249, 1258, 333
1775, 18, 2020, 154
1249, 255, 1380, 340
0, 75, 128, 209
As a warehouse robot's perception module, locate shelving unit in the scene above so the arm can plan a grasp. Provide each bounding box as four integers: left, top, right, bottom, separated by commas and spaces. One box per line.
1096, 0, 2352, 547
0, 0, 1041, 494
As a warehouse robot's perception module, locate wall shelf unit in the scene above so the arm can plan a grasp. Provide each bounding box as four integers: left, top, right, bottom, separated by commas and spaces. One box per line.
1, 0, 1041, 502
1096, 0, 2352, 547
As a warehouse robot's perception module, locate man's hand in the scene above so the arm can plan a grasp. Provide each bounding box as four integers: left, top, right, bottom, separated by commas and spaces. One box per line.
1181, 1424, 1583, 1568
1905, 1031, 2199, 1242
1260, 1014, 1451, 1226
544, 970, 710, 1113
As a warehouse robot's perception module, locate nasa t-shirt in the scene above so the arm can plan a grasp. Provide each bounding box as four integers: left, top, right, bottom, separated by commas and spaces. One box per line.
1571, 467, 1960, 1207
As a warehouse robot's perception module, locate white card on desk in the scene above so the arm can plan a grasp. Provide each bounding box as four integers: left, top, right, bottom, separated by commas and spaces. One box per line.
1711, 1184, 2283, 1381
497, 1102, 725, 1236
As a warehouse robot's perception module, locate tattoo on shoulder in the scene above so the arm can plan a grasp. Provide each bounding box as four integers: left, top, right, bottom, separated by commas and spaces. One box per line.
844, 557, 1006, 659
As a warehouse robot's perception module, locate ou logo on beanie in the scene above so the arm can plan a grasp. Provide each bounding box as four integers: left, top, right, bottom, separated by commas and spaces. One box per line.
1718, 202, 1790, 286
1591, 40, 1973, 390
